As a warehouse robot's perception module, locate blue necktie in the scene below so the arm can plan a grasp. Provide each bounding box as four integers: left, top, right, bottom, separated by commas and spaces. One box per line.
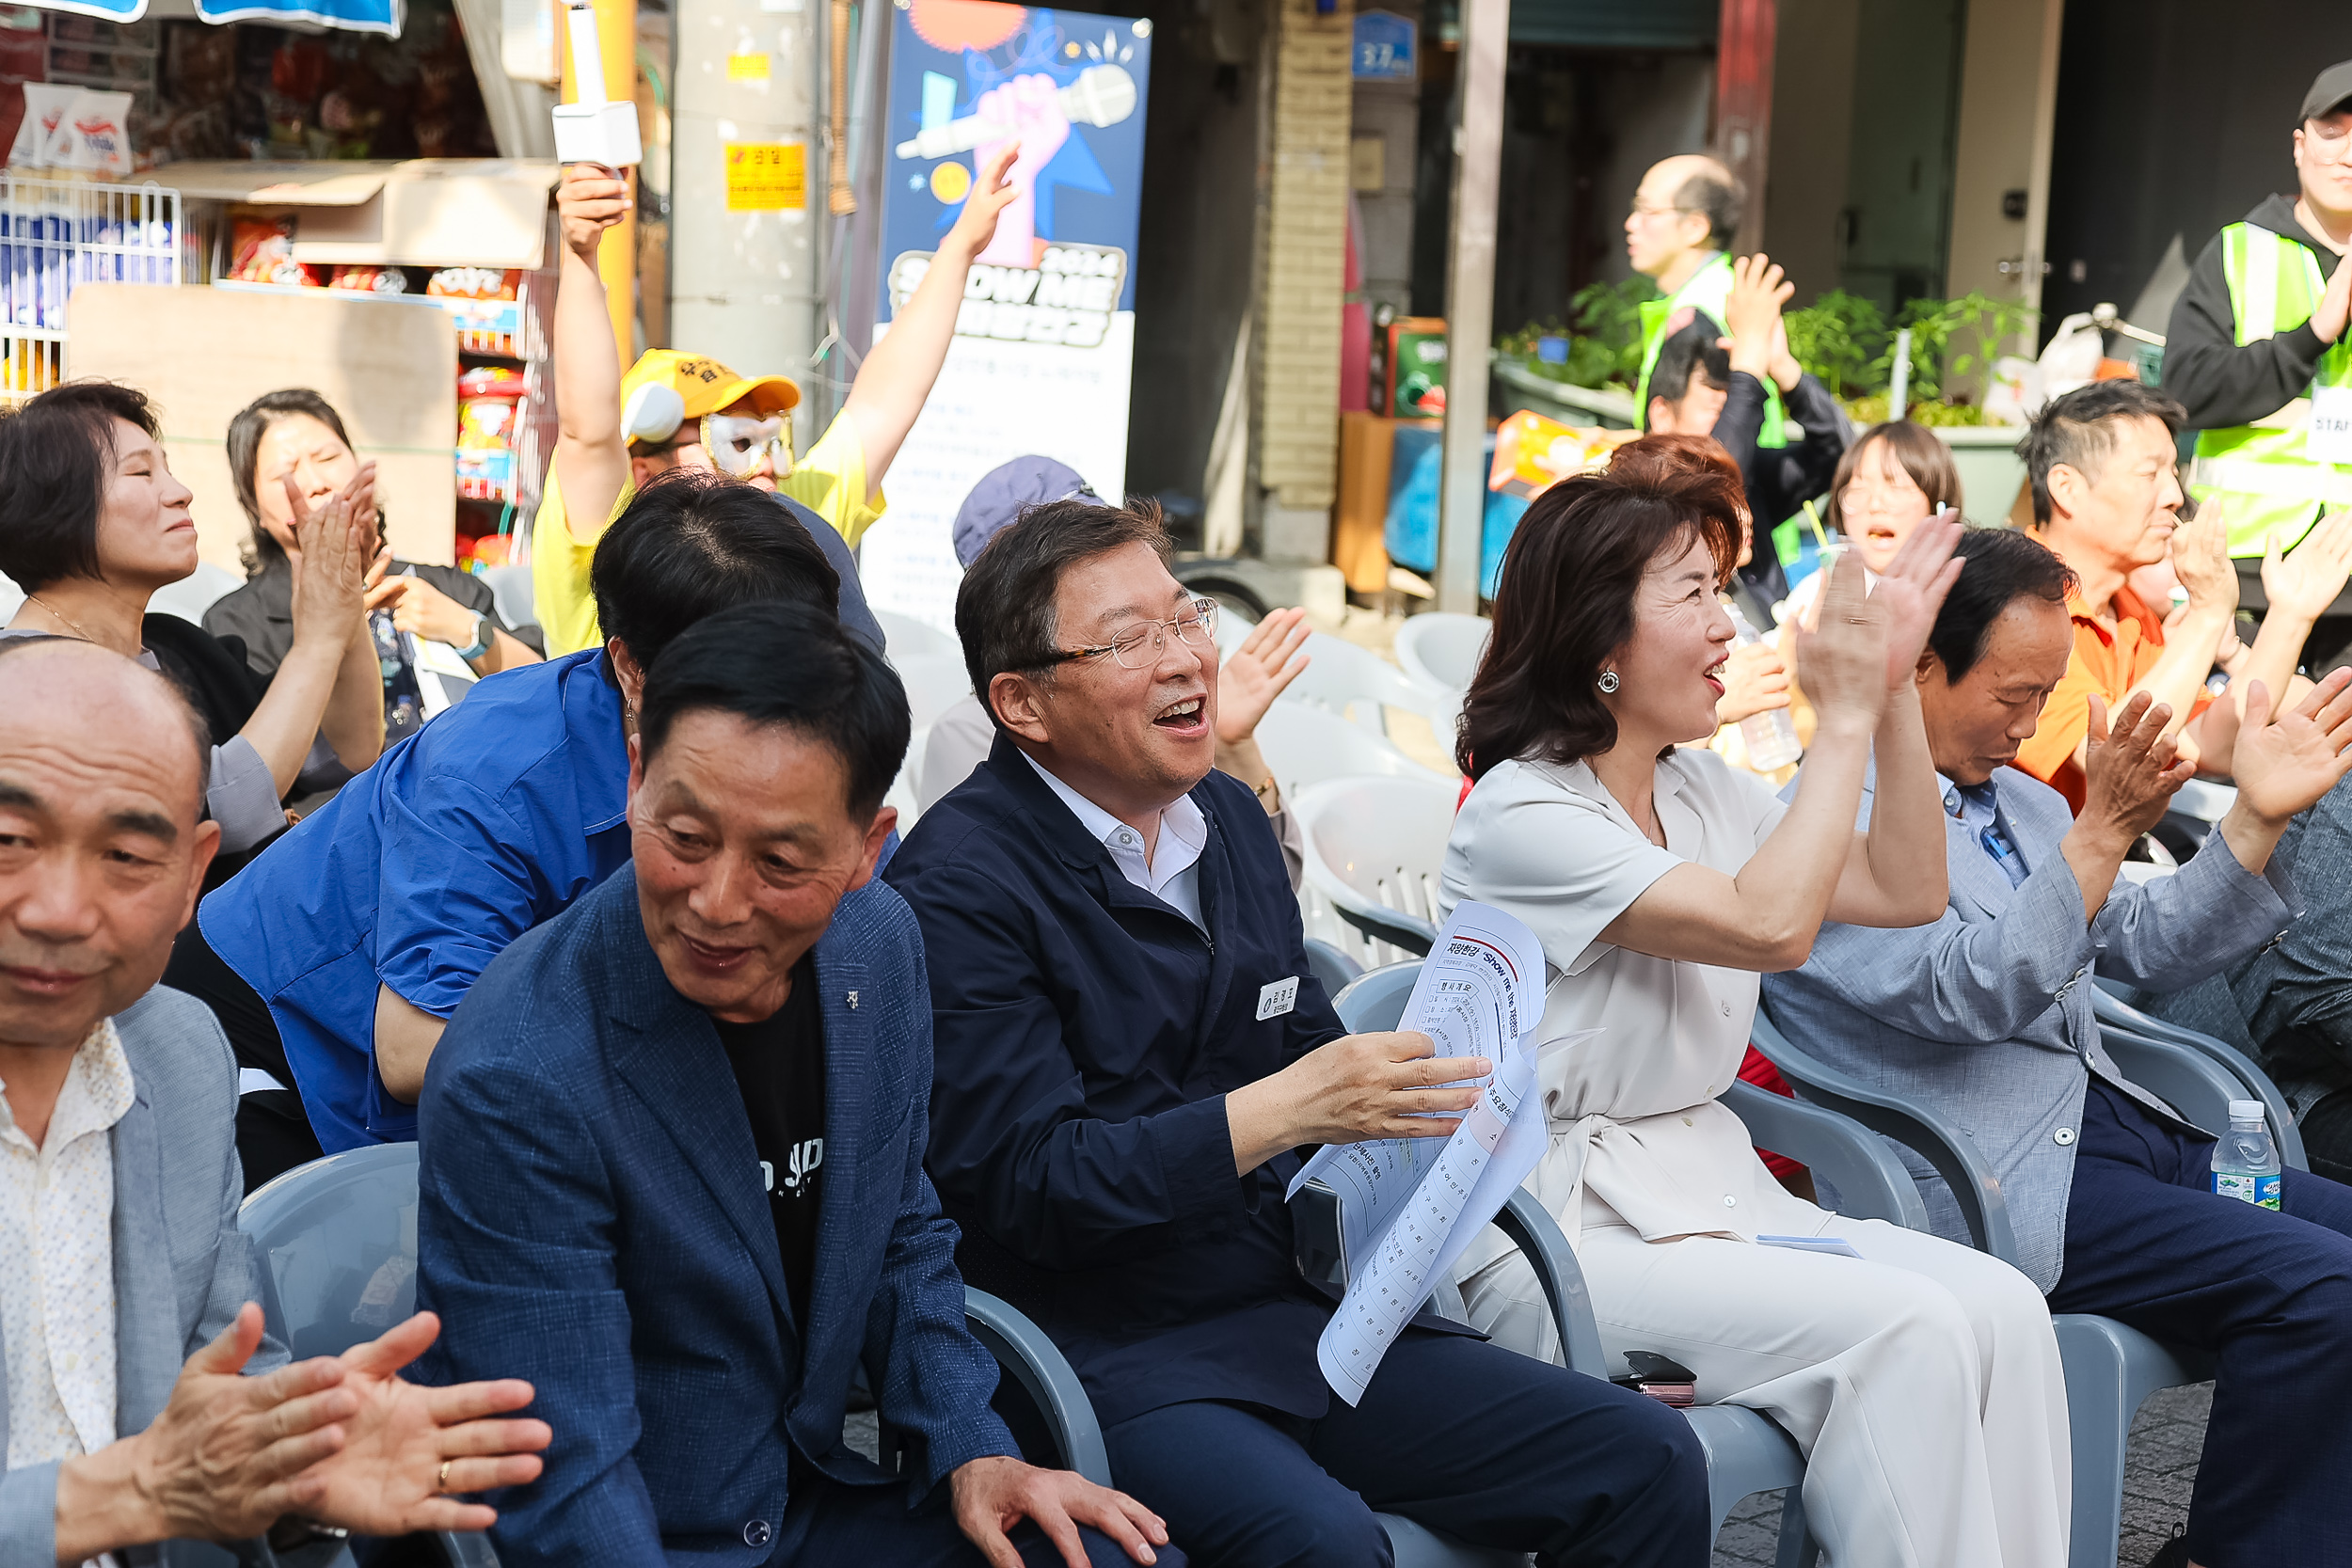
1947, 782, 2027, 889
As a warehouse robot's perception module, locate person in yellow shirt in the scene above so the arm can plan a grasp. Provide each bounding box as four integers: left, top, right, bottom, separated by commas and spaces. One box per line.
533, 150, 1020, 655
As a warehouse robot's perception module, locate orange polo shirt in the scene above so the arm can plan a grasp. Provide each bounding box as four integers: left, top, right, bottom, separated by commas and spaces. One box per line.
2013, 584, 2212, 813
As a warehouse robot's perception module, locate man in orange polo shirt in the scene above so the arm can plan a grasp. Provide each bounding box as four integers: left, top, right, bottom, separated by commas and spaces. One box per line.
2014, 381, 2352, 810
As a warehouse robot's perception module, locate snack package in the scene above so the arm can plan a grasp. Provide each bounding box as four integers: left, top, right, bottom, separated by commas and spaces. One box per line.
8, 83, 76, 167
329, 264, 410, 294
426, 265, 522, 356
456, 364, 527, 501
1489, 411, 1637, 499
59, 88, 134, 178
228, 214, 326, 288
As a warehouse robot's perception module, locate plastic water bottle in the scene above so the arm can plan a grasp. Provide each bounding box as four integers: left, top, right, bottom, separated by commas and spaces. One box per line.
2209, 1100, 2282, 1211
1725, 603, 1803, 769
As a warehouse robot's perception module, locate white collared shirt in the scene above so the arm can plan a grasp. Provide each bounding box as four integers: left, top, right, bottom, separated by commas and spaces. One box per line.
1022, 752, 1209, 929
1, 1017, 134, 1470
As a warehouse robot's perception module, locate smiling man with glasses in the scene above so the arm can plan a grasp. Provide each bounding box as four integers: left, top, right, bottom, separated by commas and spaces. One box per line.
884, 499, 1710, 1568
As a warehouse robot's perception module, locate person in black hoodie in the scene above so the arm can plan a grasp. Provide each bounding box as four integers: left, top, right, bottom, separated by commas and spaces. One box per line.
2165, 59, 2352, 661
0, 381, 383, 883
1644, 257, 1851, 612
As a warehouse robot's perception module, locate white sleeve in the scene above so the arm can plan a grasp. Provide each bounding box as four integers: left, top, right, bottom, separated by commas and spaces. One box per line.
1454, 784, 1682, 976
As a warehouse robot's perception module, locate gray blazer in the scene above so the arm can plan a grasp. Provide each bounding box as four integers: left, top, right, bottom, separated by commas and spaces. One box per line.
0, 986, 280, 1568
1759, 764, 2298, 1291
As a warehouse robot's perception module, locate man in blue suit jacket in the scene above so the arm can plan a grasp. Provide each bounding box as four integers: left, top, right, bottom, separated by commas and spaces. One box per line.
889, 499, 1709, 1568
415, 603, 1173, 1568
1766, 527, 2352, 1568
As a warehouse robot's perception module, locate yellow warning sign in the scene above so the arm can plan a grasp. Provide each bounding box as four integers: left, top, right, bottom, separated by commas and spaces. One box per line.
726, 52, 771, 81
724, 142, 805, 212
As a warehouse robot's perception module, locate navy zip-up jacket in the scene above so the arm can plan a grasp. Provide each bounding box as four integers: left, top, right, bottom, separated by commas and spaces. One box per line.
890, 735, 1432, 1427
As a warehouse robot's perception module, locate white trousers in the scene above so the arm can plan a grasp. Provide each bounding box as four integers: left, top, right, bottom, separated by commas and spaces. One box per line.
1459, 1211, 2071, 1568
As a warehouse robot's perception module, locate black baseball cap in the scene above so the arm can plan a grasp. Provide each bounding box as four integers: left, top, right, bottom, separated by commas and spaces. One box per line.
2301, 60, 2352, 123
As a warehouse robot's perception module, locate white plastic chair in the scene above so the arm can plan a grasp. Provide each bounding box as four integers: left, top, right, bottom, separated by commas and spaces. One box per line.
481, 563, 537, 632
1255, 702, 1441, 799
148, 561, 245, 626
872, 608, 962, 660
1286, 631, 1444, 737
1394, 612, 1490, 696
1293, 773, 1460, 967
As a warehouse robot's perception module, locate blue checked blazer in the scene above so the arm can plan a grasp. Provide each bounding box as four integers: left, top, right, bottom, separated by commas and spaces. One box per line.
415, 864, 1012, 1568
1760, 762, 2299, 1291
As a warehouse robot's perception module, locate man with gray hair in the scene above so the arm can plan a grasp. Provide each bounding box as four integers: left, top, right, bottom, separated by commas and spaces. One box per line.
0, 636, 548, 1564
1624, 151, 1787, 453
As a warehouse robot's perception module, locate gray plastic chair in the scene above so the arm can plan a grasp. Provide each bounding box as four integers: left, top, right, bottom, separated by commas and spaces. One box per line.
1748, 1005, 2209, 1568
1331, 962, 1821, 1565
1302, 937, 1364, 999
236, 1144, 501, 1568
2090, 981, 2308, 1169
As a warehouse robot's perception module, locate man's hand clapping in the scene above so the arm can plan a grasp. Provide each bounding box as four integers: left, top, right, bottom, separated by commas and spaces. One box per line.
2229, 669, 2352, 827
2079, 691, 2195, 847
2259, 510, 2352, 625
2169, 501, 2239, 617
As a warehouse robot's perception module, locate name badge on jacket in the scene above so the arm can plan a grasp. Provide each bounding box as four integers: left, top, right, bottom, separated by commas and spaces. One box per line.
1256, 975, 1299, 1021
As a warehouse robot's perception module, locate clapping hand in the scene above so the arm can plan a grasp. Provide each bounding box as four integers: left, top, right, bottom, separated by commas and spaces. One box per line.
2259, 510, 2352, 624
2229, 668, 2352, 825
2080, 691, 2194, 843
1791, 549, 1890, 736
2169, 501, 2239, 616
284, 462, 375, 651
1868, 511, 1965, 689
1720, 253, 1792, 382
1216, 606, 1311, 745
951, 1454, 1169, 1568
289, 1310, 548, 1536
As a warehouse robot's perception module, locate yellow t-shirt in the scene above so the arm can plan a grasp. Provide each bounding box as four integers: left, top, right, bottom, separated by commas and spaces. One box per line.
529, 411, 884, 657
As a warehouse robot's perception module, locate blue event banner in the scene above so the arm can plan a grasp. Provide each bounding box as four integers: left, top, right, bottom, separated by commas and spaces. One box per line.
17, 0, 402, 29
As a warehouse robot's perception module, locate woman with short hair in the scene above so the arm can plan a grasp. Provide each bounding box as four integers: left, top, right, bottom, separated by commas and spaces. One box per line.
0, 380, 382, 865
1442, 466, 2071, 1568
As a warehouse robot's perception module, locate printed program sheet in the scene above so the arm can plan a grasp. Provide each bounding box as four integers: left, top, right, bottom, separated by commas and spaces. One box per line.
1290, 902, 1571, 1405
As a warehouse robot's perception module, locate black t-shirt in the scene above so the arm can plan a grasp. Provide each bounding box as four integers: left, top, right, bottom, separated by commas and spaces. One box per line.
713, 957, 828, 1323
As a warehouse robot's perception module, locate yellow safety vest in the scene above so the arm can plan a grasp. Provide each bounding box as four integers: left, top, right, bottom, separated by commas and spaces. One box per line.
2190, 222, 2352, 556
1633, 251, 1787, 447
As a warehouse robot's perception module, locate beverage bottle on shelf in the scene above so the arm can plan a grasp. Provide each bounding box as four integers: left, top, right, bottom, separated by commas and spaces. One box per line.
1725, 602, 1802, 770
2209, 1100, 2281, 1211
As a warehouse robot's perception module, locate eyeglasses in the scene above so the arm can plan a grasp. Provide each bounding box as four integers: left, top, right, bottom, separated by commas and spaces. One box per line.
1629, 200, 1693, 220
703, 413, 790, 478
2305, 119, 2352, 163
1039, 596, 1219, 671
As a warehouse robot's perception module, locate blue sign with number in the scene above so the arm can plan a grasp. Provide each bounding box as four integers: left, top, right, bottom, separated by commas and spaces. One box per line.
1352, 10, 1416, 81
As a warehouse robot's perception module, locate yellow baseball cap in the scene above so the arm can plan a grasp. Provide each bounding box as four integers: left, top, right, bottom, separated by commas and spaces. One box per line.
622, 349, 800, 423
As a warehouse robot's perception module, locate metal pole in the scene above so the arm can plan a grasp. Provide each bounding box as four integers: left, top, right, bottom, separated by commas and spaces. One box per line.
1436, 0, 1509, 614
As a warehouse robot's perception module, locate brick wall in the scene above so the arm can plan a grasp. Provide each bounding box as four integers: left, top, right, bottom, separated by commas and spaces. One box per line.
1255, 0, 1352, 514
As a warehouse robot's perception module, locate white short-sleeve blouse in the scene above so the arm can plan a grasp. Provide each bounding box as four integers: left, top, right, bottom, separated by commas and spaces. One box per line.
1438, 749, 1822, 1243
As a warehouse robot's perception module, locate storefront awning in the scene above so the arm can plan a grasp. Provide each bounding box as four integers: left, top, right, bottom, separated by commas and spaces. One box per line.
22, 0, 404, 36
162, 158, 561, 268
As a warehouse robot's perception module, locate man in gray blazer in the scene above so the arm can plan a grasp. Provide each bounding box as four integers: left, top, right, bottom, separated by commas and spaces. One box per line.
1763, 528, 2352, 1568
0, 638, 548, 1565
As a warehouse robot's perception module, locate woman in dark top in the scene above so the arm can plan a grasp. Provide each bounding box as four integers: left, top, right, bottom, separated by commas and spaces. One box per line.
0, 380, 384, 870
206, 389, 540, 752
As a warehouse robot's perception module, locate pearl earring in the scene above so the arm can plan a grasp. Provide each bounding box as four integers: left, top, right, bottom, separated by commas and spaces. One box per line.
1597, 671, 1620, 693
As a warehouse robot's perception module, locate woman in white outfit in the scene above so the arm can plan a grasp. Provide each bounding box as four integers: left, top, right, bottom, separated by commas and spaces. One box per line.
1441, 453, 2070, 1568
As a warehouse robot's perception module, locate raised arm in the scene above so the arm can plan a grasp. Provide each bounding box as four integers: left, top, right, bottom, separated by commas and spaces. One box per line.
1604, 520, 1963, 970
242, 467, 383, 789
2216, 511, 2352, 742
549, 163, 633, 547
841, 147, 1020, 498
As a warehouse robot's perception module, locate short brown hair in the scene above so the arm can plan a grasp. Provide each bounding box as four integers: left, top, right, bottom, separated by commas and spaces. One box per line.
1822, 420, 1963, 534
953, 497, 1169, 732
1461, 465, 1741, 778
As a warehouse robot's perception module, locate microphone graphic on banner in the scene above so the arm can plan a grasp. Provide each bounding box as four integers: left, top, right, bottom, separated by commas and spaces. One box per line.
894, 64, 1137, 160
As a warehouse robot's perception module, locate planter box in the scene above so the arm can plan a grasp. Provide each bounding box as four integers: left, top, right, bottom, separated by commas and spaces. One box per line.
1931, 423, 2030, 526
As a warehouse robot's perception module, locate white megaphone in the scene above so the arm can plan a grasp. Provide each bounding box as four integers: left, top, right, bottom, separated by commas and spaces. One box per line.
551, 0, 643, 167
894, 63, 1137, 161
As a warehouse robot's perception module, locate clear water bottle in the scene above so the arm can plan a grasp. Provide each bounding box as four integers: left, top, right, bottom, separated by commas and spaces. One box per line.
2209, 1099, 2282, 1211
1725, 603, 1803, 769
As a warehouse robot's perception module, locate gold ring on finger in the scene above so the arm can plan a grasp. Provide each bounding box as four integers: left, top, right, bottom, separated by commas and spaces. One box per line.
438, 1459, 453, 1495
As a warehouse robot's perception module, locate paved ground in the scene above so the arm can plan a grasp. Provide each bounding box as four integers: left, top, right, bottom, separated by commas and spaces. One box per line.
1710, 1381, 2210, 1568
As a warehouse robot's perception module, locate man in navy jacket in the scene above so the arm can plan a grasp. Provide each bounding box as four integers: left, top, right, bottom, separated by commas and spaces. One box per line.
415, 602, 1174, 1568
888, 500, 1710, 1568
